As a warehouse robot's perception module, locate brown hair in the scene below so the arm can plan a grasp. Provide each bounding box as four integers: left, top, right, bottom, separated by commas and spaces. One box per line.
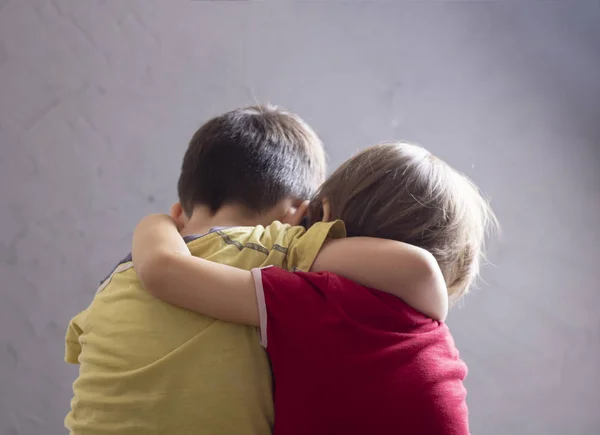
308, 142, 497, 303
178, 105, 326, 216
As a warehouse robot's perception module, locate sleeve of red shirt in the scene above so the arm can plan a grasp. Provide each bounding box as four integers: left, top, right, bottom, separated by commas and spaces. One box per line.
251, 265, 327, 348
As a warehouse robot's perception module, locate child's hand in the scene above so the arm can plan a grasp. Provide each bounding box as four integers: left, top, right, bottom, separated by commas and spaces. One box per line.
281, 201, 310, 226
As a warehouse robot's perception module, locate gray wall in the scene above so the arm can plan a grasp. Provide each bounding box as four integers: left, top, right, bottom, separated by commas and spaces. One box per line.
1, 1, 599, 434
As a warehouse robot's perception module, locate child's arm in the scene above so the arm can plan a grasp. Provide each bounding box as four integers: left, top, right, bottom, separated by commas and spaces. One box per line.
311, 238, 447, 320
132, 214, 447, 324
132, 214, 260, 326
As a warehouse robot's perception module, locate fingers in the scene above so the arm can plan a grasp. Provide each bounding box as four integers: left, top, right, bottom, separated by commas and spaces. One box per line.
282, 200, 310, 226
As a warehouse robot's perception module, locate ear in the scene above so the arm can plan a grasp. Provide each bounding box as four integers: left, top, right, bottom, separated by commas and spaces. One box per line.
321, 198, 331, 222
169, 202, 187, 231
281, 200, 310, 226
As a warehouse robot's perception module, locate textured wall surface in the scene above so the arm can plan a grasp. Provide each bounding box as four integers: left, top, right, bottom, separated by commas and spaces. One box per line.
1, 1, 599, 434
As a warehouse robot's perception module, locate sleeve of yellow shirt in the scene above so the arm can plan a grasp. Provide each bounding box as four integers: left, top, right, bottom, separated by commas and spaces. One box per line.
65, 311, 85, 364
286, 220, 346, 272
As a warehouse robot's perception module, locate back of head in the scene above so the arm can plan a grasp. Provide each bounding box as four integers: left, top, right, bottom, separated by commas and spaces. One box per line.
178, 105, 326, 216
309, 142, 497, 304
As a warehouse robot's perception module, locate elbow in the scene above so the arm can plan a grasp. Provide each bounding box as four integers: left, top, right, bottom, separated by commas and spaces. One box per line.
416, 250, 449, 322
135, 251, 174, 296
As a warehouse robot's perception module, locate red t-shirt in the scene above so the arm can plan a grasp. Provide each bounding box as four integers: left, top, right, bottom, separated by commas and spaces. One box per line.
252, 266, 470, 435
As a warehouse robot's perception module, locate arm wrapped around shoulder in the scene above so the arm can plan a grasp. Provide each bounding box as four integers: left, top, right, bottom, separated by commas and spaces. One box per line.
311, 237, 448, 321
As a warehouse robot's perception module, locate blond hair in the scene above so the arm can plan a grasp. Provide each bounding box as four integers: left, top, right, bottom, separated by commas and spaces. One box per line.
308, 142, 497, 303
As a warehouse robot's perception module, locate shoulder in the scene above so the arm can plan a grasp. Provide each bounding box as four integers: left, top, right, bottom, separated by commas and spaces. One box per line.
260, 267, 333, 289
186, 226, 288, 265
299, 220, 346, 243
285, 221, 346, 272
208, 223, 295, 253
256, 268, 333, 314
186, 227, 255, 256
97, 253, 134, 293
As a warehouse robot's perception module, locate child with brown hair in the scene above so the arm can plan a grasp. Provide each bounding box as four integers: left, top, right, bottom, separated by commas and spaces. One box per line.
132, 141, 497, 435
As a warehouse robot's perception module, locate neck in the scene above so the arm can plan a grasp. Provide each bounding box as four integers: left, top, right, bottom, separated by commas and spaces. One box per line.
180, 204, 275, 237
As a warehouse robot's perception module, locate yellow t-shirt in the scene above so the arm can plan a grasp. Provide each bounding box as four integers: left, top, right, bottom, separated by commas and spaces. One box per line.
65, 220, 346, 435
